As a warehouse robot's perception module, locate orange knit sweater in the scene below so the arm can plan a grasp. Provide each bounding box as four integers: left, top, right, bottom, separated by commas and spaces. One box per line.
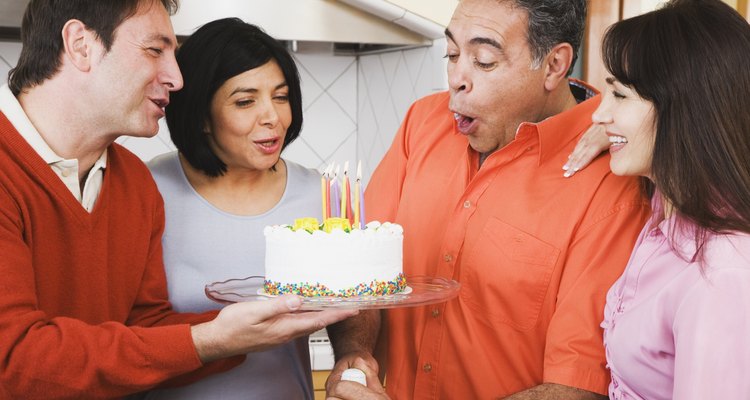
0, 113, 240, 399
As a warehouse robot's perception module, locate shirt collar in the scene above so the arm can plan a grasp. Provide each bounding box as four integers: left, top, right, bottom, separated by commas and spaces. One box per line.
515, 79, 600, 166
0, 84, 107, 168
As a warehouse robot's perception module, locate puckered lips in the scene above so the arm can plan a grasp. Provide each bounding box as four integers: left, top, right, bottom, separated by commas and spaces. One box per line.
607, 133, 628, 154
452, 110, 479, 135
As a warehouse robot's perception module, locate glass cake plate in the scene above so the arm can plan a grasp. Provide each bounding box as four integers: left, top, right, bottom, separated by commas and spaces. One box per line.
205, 275, 460, 310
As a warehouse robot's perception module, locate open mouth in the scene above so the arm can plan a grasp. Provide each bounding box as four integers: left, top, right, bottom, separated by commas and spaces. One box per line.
453, 112, 478, 135
150, 98, 169, 116
608, 135, 628, 152
255, 137, 281, 154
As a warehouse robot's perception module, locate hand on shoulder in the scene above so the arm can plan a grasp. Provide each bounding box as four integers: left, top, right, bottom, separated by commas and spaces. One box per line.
563, 124, 609, 177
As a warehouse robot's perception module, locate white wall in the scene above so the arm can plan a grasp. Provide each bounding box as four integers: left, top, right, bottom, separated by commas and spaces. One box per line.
0, 39, 448, 182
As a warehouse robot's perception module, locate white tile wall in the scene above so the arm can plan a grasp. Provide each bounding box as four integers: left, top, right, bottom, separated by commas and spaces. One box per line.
357, 38, 448, 183
0, 38, 448, 182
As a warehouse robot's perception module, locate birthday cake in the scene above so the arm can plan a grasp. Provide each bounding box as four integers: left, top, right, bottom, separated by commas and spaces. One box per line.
263, 218, 406, 297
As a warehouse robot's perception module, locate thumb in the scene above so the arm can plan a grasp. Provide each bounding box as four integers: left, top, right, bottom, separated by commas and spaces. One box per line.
243, 294, 302, 323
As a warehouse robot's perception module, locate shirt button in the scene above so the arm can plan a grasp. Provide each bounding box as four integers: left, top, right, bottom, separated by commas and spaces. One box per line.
422, 363, 432, 373
463, 200, 471, 208
61, 169, 71, 177
431, 308, 440, 318
443, 254, 453, 263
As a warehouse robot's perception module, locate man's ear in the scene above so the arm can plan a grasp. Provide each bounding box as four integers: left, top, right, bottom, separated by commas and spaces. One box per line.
61, 19, 94, 72
542, 42, 574, 92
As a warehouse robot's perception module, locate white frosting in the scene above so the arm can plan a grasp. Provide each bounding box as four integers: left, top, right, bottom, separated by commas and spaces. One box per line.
264, 221, 403, 295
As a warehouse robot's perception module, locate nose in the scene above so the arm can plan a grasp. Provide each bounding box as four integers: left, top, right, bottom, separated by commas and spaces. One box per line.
259, 100, 281, 127
592, 95, 613, 125
447, 58, 472, 94
161, 52, 184, 92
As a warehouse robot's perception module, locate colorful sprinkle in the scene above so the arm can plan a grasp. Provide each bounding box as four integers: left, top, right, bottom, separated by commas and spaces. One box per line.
264, 273, 406, 298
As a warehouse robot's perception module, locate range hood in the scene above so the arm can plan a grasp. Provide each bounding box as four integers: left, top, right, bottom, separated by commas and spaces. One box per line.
172, 0, 452, 53
1, 0, 455, 53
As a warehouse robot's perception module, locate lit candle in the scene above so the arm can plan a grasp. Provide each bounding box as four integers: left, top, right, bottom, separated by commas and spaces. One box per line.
325, 163, 333, 219
320, 169, 328, 220
331, 165, 341, 217
346, 171, 354, 226
340, 162, 348, 220
357, 161, 365, 228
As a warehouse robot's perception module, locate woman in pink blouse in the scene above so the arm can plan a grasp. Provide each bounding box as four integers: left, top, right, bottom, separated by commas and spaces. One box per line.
569, 0, 750, 398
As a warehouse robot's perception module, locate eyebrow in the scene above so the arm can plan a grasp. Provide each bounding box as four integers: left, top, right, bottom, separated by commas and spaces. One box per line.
605, 77, 616, 85
145, 33, 176, 49
444, 28, 503, 52
229, 82, 288, 97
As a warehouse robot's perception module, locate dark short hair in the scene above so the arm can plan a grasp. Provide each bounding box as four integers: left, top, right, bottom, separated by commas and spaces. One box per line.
510, 0, 586, 76
166, 18, 303, 177
8, 0, 179, 95
602, 0, 750, 255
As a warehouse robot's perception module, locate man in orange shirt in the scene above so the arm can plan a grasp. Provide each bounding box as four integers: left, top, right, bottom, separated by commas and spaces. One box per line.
326, 0, 650, 399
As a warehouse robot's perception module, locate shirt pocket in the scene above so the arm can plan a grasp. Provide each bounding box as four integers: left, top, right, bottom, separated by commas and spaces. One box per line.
459, 217, 560, 331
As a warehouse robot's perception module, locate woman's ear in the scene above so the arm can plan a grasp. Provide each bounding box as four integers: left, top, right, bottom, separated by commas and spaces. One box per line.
542, 42, 574, 92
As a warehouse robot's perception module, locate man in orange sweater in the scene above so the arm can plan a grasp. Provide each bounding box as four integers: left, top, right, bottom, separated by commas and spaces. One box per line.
0, 1, 357, 398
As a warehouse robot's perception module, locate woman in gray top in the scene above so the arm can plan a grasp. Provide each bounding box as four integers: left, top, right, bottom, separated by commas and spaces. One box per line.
144, 18, 319, 399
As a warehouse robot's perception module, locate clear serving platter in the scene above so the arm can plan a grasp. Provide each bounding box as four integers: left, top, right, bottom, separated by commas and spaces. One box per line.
205, 275, 460, 310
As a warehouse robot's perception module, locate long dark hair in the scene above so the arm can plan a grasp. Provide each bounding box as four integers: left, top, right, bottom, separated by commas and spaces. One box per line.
166, 18, 303, 177
602, 0, 750, 259
8, 0, 179, 95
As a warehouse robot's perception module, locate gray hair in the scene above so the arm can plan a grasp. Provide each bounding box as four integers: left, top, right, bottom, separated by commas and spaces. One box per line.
509, 0, 586, 75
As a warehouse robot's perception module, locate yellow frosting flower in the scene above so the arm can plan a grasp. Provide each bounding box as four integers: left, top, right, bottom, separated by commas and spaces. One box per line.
293, 217, 320, 233
322, 217, 351, 233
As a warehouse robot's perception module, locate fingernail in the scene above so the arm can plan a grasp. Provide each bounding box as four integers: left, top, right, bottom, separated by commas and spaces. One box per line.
563, 170, 573, 178
562, 163, 570, 171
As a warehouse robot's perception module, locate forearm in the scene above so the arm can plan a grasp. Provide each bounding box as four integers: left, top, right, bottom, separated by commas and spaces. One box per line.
502, 383, 607, 400
327, 310, 380, 358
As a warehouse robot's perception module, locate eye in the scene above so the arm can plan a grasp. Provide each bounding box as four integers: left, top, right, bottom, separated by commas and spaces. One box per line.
443, 53, 459, 62
273, 94, 290, 103
612, 90, 626, 99
146, 47, 163, 56
235, 99, 254, 107
473, 58, 496, 70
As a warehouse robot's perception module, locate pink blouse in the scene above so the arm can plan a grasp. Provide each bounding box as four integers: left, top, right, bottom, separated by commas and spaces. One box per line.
602, 213, 750, 399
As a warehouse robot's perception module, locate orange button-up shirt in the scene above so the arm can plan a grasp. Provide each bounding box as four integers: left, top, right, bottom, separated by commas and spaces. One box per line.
365, 85, 650, 399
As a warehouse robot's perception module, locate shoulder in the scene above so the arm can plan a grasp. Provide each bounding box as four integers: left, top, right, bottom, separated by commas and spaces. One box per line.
284, 159, 319, 181
107, 144, 162, 204
414, 91, 450, 109
283, 159, 320, 192
109, 143, 152, 178
147, 151, 180, 181
407, 91, 451, 122
704, 233, 750, 272
399, 91, 456, 149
